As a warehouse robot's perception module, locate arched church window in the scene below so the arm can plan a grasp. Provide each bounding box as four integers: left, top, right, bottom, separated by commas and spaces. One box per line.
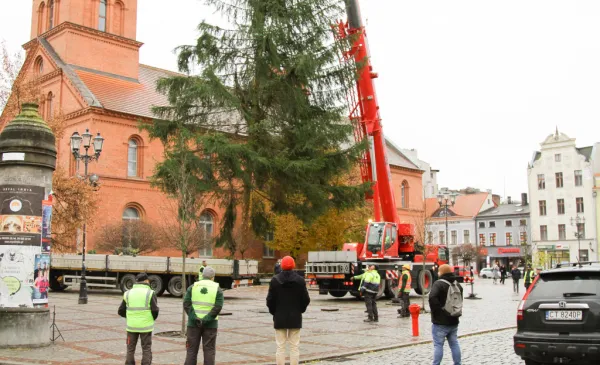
48, 0, 55, 30
38, 2, 46, 35
99, 0, 107, 32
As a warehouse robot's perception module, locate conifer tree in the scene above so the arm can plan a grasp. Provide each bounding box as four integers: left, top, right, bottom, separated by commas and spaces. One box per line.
148, 0, 368, 252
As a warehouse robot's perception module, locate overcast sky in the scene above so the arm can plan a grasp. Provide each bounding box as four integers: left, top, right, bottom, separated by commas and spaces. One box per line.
2, 0, 600, 201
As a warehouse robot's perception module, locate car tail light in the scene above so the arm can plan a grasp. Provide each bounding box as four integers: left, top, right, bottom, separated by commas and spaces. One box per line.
515, 343, 526, 349
517, 275, 540, 321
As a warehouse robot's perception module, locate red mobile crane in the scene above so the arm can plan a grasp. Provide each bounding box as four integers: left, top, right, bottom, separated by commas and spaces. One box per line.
305, 0, 449, 299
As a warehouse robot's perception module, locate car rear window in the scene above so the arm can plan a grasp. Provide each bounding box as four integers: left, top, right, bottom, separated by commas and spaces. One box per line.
528, 271, 600, 299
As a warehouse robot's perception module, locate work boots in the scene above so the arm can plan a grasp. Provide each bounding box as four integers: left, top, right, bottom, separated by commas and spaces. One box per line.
364, 317, 374, 323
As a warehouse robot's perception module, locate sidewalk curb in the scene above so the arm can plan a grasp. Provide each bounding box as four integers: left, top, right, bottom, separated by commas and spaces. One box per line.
261, 325, 517, 365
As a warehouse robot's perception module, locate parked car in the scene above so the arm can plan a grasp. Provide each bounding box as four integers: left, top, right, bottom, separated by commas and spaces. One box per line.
479, 268, 493, 278
514, 262, 600, 365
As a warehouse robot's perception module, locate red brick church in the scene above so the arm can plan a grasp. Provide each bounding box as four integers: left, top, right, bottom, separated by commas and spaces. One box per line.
2, 0, 426, 270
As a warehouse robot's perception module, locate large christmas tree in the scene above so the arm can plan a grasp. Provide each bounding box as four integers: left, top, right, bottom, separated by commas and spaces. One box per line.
147, 0, 368, 254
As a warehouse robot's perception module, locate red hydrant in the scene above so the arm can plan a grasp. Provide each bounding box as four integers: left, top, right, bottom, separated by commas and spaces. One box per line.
408, 304, 421, 337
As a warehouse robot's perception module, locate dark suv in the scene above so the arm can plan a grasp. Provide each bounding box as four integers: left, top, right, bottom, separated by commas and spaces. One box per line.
514, 262, 600, 365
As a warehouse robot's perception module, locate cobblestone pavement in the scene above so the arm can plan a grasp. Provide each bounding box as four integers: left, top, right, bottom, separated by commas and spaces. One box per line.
0, 277, 521, 365
314, 328, 522, 365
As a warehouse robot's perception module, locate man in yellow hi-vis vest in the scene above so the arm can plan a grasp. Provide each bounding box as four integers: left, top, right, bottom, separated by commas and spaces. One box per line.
118, 273, 159, 365
184, 266, 224, 365
398, 264, 412, 318
351, 264, 380, 322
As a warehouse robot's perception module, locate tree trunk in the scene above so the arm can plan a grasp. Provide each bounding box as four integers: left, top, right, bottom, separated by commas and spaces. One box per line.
181, 253, 187, 337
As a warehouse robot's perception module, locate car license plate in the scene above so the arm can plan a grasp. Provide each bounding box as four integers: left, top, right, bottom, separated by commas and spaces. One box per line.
545, 310, 583, 321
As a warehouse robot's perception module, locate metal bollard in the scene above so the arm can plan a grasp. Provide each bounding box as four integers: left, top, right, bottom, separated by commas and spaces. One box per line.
408, 303, 421, 337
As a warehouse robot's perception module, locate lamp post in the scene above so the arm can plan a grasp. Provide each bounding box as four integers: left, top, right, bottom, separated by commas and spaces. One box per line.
437, 190, 458, 247
70, 128, 104, 305
570, 214, 585, 263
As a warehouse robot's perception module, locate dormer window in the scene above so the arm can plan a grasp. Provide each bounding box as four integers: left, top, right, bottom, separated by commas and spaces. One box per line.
99, 0, 107, 32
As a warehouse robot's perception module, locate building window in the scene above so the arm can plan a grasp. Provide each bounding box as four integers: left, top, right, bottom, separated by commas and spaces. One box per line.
99, 0, 107, 32
463, 230, 470, 244
555, 172, 563, 188
555, 153, 561, 162
478, 222, 485, 229
540, 225, 548, 241
400, 180, 409, 208
451, 230, 457, 245
439, 231, 445, 245
576, 197, 584, 213
479, 233, 486, 246
490, 233, 496, 246
48, 0, 55, 30
506, 232, 512, 245
558, 224, 566, 240
519, 219, 527, 226
520, 231, 527, 245
34, 57, 44, 76
579, 249, 589, 262
199, 211, 214, 257
427, 231, 433, 244
122, 207, 140, 221
537, 174, 545, 190
127, 139, 138, 177
489, 221, 496, 228
539, 200, 546, 216
574, 170, 583, 186
46, 92, 53, 119
263, 232, 275, 258
577, 223, 586, 239
505, 220, 512, 227
557, 199, 565, 215
38, 2, 46, 35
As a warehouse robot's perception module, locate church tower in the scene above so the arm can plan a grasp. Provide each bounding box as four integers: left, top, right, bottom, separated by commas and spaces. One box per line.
29, 0, 141, 79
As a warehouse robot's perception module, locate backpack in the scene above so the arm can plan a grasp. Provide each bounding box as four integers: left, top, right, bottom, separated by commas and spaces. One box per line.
439, 279, 463, 317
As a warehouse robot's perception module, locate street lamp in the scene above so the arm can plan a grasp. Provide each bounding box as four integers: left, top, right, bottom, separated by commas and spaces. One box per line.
570, 214, 586, 263
70, 128, 104, 305
437, 190, 458, 246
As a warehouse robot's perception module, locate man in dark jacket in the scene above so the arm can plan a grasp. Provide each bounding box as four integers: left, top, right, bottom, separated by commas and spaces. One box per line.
118, 273, 159, 365
266, 256, 310, 365
511, 265, 521, 293
183, 266, 223, 365
274, 259, 282, 275
429, 264, 463, 365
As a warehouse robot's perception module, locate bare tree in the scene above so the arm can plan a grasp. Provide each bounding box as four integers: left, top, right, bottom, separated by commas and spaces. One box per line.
96, 220, 160, 255
452, 244, 478, 268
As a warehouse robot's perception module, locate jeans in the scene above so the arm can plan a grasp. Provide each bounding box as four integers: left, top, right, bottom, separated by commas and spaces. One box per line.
275, 329, 301, 365
184, 326, 218, 365
432, 324, 461, 365
126, 331, 152, 365
513, 279, 519, 293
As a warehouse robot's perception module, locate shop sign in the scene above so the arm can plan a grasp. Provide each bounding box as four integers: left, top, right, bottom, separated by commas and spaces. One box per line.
478, 247, 488, 256
498, 247, 521, 254
555, 244, 569, 250
537, 245, 554, 250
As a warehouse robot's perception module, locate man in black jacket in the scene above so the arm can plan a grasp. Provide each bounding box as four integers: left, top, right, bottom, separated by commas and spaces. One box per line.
266, 256, 310, 365
511, 265, 521, 293
429, 264, 463, 365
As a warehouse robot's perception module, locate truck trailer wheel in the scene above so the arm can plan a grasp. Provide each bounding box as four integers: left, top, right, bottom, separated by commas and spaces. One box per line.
148, 275, 165, 296
328, 290, 348, 298
167, 276, 183, 297
384, 278, 399, 299
120, 274, 136, 293
413, 270, 433, 295
376, 278, 385, 299
49, 274, 67, 292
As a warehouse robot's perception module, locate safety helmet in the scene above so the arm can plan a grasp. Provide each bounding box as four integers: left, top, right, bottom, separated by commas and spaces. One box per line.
402, 264, 411, 270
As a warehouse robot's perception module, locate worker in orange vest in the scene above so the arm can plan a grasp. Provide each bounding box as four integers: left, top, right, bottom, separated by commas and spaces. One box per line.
397, 264, 412, 318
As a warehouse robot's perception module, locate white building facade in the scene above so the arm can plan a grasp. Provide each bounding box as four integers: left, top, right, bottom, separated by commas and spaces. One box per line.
400, 148, 439, 199
527, 131, 599, 265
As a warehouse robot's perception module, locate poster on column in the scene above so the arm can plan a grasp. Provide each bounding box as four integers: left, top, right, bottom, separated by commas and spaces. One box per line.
42, 200, 52, 253
32, 254, 50, 307
0, 185, 44, 308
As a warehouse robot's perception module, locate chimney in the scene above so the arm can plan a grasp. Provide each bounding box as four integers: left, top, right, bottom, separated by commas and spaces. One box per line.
507, 196, 512, 204
521, 193, 528, 206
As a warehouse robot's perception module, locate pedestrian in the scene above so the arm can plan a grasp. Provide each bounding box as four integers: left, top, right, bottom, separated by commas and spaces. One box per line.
118, 273, 159, 365
511, 265, 521, 293
469, 266, 474, 279
274, 259, 282, 275
492, 264, 499, 285
351, 264, 380, 323
266, 256, 310, 365
198, 260, 207, 277
432, 263, 439, 282
183, 266, 223, 365
397, 264, 412, 318
523, 265, 534, 291
500, 265, 506, 285
429, 264, 463, 365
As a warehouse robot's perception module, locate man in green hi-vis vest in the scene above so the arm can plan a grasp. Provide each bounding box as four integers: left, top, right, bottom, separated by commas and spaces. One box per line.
184, 266, 224, 365
118, 273, 159, 365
